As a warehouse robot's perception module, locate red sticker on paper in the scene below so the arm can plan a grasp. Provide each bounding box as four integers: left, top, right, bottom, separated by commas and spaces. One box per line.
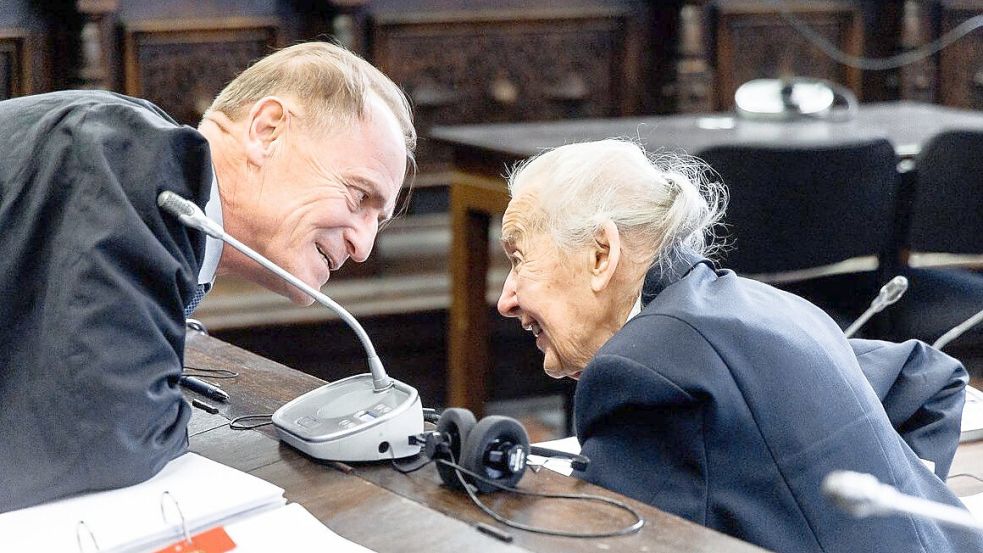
152, 526, 236, 553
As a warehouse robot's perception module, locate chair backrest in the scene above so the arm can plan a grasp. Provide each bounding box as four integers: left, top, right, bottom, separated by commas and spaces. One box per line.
909, 129, 983, 256
697, 138, 899, 280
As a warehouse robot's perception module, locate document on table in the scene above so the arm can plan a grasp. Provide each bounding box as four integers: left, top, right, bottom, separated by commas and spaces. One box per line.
222, 502, 375, 553
959, 491, 983, 522
0, 452, 376, 552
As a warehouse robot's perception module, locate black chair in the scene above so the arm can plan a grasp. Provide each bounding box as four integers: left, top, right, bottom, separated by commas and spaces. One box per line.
697, 137, 900, 332
890, 130, 983, 358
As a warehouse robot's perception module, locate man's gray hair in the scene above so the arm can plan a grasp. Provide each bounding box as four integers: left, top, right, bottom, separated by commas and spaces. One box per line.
507, 138, 727, 268
207, 41, 416, 163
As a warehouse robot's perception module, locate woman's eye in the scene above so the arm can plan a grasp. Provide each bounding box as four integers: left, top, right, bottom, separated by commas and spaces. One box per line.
350, 188, 367, 207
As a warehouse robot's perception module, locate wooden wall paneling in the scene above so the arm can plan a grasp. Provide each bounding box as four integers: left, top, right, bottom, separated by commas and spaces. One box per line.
713, 1, 864, 111
121, 17, 281, 126
938, 0, 983, 109
0, 0, 64, 97
0, 30, 31, 100
369, 7, 639, 176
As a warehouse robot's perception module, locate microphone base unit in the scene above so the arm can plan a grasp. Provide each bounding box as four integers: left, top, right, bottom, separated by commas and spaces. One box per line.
273, 373, 424, 461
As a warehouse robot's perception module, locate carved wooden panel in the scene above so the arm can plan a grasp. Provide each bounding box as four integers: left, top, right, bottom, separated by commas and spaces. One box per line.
938, 1, 983, 109
122, 18, 280, 125
0, 31, 30, 100
370, 9, 638, 170
714, 1, 863, 110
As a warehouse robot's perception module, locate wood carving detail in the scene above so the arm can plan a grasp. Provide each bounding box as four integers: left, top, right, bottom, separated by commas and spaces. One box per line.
132, 35, 274, 125
939, 6, 983, 109
375, 19, 627, 167
713, 3, 862, 111
723, 15, 853, 105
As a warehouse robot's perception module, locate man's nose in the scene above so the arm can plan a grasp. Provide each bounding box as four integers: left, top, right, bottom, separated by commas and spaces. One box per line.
346, 215, 378, 263
497, 270, 520, 318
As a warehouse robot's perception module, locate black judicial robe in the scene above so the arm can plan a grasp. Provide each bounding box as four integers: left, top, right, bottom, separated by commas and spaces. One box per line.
574, 251, 981, 553
0, 91, 211, 512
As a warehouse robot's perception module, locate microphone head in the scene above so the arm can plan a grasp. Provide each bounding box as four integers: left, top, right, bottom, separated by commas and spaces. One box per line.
157, 191, 195, 218
822, 470, 889, 518
879, 275, 909, 306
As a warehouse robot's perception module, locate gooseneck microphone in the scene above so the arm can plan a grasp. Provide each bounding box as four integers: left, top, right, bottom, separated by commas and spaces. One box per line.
158, 190, 392, 392
822, 470, 983, 532
933, 308, 983, 351
159, 190, 423, 461
843, 276, 909, 338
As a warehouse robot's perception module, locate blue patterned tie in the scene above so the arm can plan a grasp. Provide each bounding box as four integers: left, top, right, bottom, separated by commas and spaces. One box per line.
184, 283, 209, 319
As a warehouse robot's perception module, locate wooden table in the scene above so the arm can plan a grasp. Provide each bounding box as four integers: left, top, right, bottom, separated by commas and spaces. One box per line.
433, 102, 983, 415
183, 334, 983, 550
183, 332, 768, 552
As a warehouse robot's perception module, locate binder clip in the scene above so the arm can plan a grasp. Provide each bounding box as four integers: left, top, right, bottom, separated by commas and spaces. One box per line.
155, 491, 236, 553
160, 491, 192, 546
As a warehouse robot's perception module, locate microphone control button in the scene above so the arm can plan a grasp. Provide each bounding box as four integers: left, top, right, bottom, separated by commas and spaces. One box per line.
296, 416, 320, 429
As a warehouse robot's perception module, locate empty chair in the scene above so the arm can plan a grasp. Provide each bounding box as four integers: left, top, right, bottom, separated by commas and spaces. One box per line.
697, 137, 899, 332
890, 130, 983, 355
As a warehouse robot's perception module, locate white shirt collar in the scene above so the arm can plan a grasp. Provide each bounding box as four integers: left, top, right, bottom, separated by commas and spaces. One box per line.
626, 293, 642, 322
197, 171, 224, 288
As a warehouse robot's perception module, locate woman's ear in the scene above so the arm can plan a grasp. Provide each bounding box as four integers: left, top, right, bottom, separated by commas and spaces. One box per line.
244, 96, 288, 167
590, 220, 621, 292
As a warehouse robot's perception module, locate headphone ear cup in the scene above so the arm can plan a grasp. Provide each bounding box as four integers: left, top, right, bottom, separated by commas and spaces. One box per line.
459, 416, 530, 493
435, 408, 477, 490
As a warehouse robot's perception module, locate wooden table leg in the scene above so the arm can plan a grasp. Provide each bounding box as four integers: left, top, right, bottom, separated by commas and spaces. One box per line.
448, 179, 491, 416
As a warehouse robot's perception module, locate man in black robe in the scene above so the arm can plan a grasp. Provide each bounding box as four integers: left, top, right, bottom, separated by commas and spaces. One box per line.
0, 41, 416, 512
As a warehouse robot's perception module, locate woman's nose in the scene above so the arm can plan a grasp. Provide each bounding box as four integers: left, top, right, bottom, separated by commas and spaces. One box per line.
497, 270, 520, 318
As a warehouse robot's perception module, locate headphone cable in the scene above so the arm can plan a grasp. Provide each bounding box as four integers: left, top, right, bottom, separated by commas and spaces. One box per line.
436, 457, 645, 538
390, 453, 434, 475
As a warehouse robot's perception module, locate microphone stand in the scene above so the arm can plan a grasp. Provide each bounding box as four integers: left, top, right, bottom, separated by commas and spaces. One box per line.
934, 308, 983, 351
158, 191, 423, 461
843, 276, 908, 338
823, 471, 983, 532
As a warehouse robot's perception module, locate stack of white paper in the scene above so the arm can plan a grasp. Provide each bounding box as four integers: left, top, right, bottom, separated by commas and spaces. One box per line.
959, 491, 983, 520
223, 502, 376, 553
0, 453, 375, 552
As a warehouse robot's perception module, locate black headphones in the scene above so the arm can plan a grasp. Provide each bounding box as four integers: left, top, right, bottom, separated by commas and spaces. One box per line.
401, 408, 643, 538
412, 408, 589, 492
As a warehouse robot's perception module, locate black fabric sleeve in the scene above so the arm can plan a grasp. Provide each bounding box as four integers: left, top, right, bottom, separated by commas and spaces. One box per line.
0, 92, 209, 511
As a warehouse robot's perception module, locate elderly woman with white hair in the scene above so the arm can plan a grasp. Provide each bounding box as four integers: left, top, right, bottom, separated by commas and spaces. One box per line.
496, 139, 979, 553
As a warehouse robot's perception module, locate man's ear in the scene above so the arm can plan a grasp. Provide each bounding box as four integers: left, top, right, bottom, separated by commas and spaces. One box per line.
590, 220, 621, 293
244, 96, 289, 167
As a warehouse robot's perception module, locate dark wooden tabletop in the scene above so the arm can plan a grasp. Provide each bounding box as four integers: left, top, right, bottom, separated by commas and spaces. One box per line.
183, 332, 769, 553
430, 101, 983, 162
